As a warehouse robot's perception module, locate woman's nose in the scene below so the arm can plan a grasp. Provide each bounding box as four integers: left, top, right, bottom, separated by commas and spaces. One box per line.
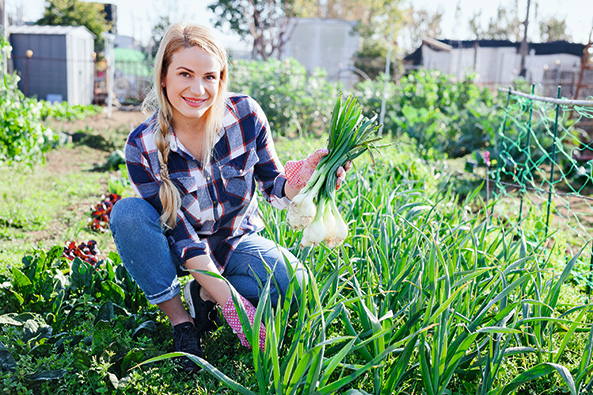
190, 79, 205, 95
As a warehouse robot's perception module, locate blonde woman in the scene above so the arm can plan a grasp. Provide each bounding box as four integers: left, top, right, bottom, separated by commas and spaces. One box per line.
109, 23, 347, 373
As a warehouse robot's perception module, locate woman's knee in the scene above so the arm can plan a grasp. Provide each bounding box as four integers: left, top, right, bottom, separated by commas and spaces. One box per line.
110, 197, 159, 235
225, 235, 306, 307
110, 197, 166, 271
265, 249, 306, 308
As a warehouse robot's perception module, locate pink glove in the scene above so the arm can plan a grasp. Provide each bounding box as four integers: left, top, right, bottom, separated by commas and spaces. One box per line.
222, 294, 265, 352
285, 149, 328, 189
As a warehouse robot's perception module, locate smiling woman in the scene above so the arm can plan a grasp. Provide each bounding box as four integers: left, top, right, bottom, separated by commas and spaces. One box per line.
162, 46, 222, 142
107, 22, 347, 374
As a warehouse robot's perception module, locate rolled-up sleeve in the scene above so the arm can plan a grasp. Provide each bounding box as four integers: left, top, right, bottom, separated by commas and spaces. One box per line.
170, 210, 211, 262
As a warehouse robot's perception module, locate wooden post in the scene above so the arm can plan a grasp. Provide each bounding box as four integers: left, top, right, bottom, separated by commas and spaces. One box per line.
519, 0, 531, 78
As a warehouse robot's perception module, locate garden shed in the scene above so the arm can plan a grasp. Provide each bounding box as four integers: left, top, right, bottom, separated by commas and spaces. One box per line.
8, 25, 95, 105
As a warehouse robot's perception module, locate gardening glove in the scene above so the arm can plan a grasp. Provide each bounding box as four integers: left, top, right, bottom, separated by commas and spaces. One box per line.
285, 149, 328, 189
221, 294, 265, 352
286, 150, 350, 190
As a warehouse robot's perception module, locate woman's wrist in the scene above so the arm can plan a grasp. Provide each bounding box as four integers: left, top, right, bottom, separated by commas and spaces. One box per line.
284, 182, 301, 201
184, 255, 231, 306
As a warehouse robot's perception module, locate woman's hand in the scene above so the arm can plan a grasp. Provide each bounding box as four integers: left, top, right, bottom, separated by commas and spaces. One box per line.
335, 160, 352, 190
285, 149, 328, 189
285, 149, 351, 199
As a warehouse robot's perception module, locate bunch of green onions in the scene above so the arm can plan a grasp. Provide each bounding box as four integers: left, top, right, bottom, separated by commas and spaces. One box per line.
287, 92, 381, 248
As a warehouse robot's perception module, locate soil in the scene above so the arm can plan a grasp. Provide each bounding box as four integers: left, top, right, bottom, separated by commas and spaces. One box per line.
45, 108, 147, 174
47, 106, 147, 135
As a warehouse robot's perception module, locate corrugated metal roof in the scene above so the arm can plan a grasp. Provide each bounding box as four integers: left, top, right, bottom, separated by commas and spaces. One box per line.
8, 25, 95, 38
404, 38, 586, 64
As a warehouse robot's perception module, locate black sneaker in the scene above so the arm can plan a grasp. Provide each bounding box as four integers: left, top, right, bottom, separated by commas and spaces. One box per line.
184, 280, 220, 334
172, 322, 203, 373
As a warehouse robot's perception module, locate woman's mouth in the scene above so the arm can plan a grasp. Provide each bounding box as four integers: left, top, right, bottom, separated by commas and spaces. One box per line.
183, 97, 206, 107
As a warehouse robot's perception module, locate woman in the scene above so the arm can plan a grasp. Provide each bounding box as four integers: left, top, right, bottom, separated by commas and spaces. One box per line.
109, 23, 347, 373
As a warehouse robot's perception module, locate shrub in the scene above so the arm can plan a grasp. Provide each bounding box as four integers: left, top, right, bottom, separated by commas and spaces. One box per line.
229, 58, 340, 137
356, 70, 501, 158
0, 38, 56, 166
0, 38, 101, 167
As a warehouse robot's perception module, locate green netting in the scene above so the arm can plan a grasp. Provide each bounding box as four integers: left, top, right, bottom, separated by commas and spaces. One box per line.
492, 86, 593, 287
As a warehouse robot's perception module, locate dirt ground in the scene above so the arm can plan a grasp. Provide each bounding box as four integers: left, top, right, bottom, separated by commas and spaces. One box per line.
44, 107, 147, 174
49, 106, 147, 134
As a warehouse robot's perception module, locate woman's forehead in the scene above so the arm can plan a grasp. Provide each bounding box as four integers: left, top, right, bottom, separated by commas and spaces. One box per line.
168, 46, 222, 72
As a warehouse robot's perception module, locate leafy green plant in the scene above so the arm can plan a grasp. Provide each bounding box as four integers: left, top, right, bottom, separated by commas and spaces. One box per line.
0, 37, 100, 167
0, 38, 56, 166
38, 101, 101, 121
230, 58, 340, 137
0, 247, 173, 394
357, 70, 500, 158
3, 120, 593, 394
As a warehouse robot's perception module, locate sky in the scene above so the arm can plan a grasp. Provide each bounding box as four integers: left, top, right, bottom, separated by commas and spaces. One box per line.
4, 0, 593, 49
4, 0, 243, 47
408, 0, 593, 44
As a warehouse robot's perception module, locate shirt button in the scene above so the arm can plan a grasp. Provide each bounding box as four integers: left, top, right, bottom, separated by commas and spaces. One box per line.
212, 201, 218, 206
206, 176, 211, 181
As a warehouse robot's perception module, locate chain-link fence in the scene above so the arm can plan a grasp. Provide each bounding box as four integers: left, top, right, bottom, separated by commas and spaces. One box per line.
491, 86, 593, 287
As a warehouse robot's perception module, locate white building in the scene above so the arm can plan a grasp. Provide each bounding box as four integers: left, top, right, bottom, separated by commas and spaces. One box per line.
404, 38, 588, 98
280, 18, 360, 87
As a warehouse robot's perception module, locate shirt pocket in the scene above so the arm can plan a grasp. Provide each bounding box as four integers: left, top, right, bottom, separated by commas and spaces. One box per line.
219, 148, 259, 206
169, 173, 206, 227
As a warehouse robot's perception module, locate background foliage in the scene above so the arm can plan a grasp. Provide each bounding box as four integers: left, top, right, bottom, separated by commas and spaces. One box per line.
0, 38, 54, 166
36, 0, 112, 52
2, 136, 592, 394
0, 39, 100, 167
231, 58, 500, 159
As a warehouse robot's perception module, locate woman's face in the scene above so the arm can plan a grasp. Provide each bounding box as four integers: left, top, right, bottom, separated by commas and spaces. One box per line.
163, 46, 222, 126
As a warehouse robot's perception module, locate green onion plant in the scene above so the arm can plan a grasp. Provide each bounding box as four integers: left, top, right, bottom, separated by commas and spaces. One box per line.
287, 92, 381, 248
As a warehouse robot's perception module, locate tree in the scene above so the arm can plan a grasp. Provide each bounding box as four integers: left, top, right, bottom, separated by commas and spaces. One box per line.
290, 0, 405, 79
37, 0, 112, 52
149, 16, 172, 60
468, 3, 522, 41
292, 0, 404, 50
484, 4, 522, 40
539, 16, 571, 42
350, 0, 405, 80
468, 11, 483, 39
401, 6, 443, 50
208, 0, 298, 60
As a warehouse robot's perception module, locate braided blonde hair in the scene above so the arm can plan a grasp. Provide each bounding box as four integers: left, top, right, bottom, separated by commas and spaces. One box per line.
143, 23, 229, 229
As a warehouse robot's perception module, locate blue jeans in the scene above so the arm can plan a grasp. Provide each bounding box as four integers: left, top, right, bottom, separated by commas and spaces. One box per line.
109, 197, 303, 307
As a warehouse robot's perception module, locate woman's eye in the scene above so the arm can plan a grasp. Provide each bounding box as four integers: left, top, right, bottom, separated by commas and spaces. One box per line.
205, 75, 217, 81
180, 72, 190, 78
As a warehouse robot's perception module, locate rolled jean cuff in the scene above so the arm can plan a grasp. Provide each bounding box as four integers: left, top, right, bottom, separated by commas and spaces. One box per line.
145, 277, 181, 305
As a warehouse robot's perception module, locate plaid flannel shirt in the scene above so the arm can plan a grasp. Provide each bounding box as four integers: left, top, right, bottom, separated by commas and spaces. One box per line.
124, 94, 290, 271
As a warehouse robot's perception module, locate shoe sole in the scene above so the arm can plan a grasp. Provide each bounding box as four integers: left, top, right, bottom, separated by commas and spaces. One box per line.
183, 280, 219, 332
183, 280, 198, 319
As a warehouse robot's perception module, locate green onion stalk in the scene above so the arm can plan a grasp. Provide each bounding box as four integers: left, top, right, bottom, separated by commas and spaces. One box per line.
287, 92, 381, 248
